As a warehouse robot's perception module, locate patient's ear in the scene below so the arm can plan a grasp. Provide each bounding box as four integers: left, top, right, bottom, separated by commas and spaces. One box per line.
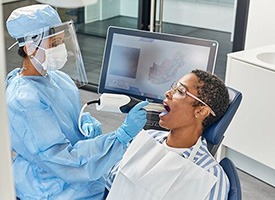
194, 106, 211, 119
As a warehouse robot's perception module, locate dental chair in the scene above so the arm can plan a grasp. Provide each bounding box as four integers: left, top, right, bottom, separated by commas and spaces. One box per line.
202, 87, 242, 156
220, 157, 242, 200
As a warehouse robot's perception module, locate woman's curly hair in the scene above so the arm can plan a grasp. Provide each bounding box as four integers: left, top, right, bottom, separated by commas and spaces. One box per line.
191, 69, 229, 130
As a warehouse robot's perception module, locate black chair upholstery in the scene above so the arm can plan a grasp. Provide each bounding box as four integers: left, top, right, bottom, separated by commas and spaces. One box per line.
220, 157, 242, 200
202, 87, 242, 155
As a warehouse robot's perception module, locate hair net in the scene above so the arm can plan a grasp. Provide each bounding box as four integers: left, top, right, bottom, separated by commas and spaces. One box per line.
6, 4, 62, 46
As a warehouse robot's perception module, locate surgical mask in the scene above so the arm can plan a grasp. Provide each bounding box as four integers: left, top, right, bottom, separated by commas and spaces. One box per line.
39, 43, 68, 71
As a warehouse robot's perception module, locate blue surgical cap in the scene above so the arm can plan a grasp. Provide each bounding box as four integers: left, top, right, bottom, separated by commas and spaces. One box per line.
6, 4, 62, 43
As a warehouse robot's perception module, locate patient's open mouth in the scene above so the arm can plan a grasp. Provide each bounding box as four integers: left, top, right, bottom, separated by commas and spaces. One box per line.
159, 104, 170, 117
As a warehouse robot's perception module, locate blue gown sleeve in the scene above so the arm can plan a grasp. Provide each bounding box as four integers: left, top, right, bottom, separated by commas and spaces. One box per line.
11, 97, 127, 183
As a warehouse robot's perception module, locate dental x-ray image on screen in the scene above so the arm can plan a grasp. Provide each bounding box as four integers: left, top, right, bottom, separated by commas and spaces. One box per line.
99, 26, 218, 105
108, 45, 140, 78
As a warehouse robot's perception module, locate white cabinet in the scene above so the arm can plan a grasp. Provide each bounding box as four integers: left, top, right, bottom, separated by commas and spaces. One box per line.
223, 44, 275, 186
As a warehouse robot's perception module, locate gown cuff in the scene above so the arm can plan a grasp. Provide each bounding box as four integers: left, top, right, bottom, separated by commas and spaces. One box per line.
114, 126, 132, 148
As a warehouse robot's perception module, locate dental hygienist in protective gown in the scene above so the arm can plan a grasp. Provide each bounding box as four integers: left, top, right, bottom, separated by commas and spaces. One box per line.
5, 4, 148, 200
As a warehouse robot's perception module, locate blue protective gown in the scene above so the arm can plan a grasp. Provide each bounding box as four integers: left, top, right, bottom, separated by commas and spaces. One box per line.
6, 68, 128, 200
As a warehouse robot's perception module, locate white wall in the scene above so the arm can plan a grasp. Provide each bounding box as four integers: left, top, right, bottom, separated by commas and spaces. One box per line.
85, 0, 100, 23
85, 0, 120, 23
100, 0, 120, 20
0, 3, 16, 199
120, 0, 138, 18
245, 0, 275, 49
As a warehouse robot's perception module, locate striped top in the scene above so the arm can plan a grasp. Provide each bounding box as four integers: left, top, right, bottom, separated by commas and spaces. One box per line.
106, 130, 229, 200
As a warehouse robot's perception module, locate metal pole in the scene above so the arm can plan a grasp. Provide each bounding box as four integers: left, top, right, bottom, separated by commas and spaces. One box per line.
158, 0, 164, 32
232, 0, 250, 52
150, 0, 155, 32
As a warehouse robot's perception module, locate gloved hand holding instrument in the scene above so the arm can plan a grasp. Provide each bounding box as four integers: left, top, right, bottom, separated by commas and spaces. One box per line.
79, 93, 165, 145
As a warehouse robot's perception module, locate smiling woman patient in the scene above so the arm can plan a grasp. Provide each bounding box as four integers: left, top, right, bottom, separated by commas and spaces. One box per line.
106, 69, 230, 200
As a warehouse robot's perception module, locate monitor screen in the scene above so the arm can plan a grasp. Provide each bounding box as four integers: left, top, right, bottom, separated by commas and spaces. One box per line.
98, 26, 218, 103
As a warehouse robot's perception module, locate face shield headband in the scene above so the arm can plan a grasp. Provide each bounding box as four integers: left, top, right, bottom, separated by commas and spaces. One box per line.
15, 21, 88, 88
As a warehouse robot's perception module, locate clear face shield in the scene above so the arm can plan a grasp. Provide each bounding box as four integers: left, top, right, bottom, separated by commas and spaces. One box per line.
20, 20, 88, 87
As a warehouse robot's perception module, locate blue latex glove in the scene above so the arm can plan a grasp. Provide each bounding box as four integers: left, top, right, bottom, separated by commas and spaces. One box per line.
115, 101, 149, 147
81, 112, 102, 138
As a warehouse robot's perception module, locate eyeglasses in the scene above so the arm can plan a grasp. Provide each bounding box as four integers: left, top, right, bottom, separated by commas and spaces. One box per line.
169, 82, 216, 116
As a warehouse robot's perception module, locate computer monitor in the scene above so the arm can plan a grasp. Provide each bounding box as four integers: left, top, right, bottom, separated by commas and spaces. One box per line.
98, 26, 218, 104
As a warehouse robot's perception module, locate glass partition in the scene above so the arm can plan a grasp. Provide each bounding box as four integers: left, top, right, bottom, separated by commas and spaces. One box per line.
4, 0, 237, 87
76, 0, 236, 86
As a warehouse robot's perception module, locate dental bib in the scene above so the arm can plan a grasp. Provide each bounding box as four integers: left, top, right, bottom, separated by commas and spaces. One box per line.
107, 130, 217, 200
